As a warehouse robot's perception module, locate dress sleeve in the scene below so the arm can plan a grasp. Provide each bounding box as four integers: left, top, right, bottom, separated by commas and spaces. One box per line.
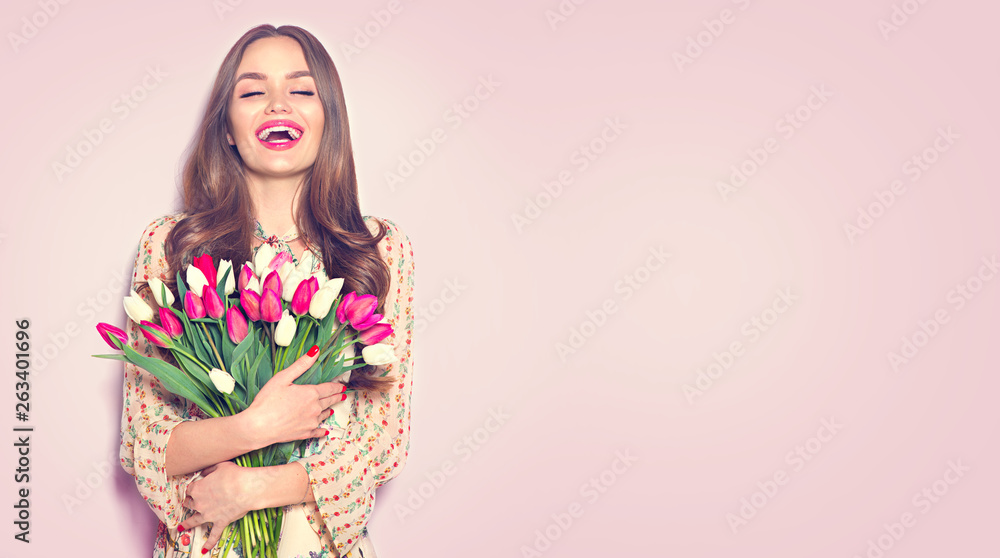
118, 214, 201, 529
298, 217, 416, 555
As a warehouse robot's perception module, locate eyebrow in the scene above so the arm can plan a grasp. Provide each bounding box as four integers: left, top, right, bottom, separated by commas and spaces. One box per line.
235, 70, 313, 83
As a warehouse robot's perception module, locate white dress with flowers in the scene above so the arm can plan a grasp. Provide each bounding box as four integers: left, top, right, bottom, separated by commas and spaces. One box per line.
118, 213, 415, 558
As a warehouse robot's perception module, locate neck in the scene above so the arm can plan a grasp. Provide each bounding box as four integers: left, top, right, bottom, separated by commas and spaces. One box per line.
248, 175, 303, 236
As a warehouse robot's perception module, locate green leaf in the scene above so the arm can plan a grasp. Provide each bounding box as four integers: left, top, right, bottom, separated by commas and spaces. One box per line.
121, 344, 219, 417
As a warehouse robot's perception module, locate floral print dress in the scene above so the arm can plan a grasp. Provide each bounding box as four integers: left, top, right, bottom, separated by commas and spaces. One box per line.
118, 213, 415, 558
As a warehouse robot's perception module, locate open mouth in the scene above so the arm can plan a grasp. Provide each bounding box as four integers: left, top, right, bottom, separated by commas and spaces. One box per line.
255, 120, 304, 150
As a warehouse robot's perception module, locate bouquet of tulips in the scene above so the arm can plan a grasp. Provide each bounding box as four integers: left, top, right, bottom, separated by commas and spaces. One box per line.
95, 244, 396, 558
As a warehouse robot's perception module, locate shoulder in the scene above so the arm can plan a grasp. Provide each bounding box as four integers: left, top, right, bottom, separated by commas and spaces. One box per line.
132, 212, 187, 283
136, 212, 188, 245
363, 215, 414, 257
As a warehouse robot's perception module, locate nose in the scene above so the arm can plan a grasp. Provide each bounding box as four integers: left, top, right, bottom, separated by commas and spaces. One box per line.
267, 94, 290, 114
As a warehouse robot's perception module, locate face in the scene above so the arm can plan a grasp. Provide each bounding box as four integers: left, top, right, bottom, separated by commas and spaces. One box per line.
227, 36, 325, 186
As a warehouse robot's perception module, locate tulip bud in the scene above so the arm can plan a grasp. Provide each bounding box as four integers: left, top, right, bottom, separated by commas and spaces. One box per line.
358, 322, 393, 345
260, 288, 283, 323
238, 263, 255, 292
245, 275, 262, 295
193, 254, 217, 289
337, 292, 381, 330
253, 243, 276, 277
240, 289, 261, 321
290, 277, 319, 315
311, 270, 328, 290
184, 291, 206, 319
274, 310, 296, 347
123, 290, 155, 323
209, 368, 235, 395
139, 320, 171, 348
308, 285, 337, 320
202, 285, 225, 320
269, 252, 293, 274
282, 270, 307, 303
96, 322, 128, 349
262, 270, 281, 297
226, 307, 249, 344
158, 308, 183, 338
186, 264, 210, 296
361, 343, 396, 366
277, 260, 295, 284
217, 259, 236, 295
297, 251, 316, 275
148, 277, 175, 307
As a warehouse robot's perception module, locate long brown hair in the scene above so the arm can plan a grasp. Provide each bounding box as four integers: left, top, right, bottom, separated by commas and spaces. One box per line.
164, 24, 392, 391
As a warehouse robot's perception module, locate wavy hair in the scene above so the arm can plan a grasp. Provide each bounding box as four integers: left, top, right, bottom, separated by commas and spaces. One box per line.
161, 24, 392, 391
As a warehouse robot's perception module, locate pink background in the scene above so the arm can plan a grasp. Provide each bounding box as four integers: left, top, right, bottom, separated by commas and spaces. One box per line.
2, 1, 999, 556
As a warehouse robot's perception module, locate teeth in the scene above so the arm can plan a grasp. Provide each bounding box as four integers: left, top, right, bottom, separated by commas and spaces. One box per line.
257, 125, 302, 141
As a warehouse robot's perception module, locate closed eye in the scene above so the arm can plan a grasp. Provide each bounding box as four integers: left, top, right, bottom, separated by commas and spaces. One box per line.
238, 90, 314, 98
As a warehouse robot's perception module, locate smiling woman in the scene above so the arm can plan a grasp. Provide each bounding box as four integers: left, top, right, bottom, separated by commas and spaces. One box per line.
117, 24, 415, 558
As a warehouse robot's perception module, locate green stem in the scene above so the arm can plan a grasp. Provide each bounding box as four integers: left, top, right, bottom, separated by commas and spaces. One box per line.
199, 322, 226, 371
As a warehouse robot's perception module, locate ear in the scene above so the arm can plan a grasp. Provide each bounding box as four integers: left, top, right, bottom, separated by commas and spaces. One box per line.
227, 132, 235, 146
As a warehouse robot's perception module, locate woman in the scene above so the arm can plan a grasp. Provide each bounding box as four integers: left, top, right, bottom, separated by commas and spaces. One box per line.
119, 24, 415, 558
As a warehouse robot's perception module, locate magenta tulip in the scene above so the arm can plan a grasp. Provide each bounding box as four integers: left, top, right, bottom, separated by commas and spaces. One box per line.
240, 289, 261, 321
202, 285, 225, 319
336, 292, 382, 330
262, 270, 281, 297
238, 263, 255, 292
268, 251, 292, 272
139, 320, 171, 348
184, 291, 206, 319
291, 276, 319, 315
260, 288, 283, 322
158, 308, 183, 338
193, 254, 217, 289
96, 322, 128, 349
226, 307, 249, 344
358, 322, 393, 345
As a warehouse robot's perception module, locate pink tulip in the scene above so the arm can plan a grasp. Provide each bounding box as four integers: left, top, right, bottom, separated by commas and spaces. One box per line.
291, 276, 319, 315
238, 263, 256, 292
358, 322, 393, 345
96, 322, 128, 349
226, 307, 249, 344
240, 289, 261, 321
158, 308, 183, 338
260, 288, 283, 323
268, 251, 292, 272
262, 270, 281, 297
202, 285, 225, 319
193, 254, 217, 289
336, 292, 382, 330
139, 320, 171, 348
184, 291, 206, 319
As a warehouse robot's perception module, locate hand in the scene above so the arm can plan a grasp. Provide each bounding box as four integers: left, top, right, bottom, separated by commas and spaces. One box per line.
242, 346, 347, 448
180, 461, 259, 553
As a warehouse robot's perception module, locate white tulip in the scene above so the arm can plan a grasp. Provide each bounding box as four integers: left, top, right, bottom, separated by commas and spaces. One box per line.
209, 368, 235, 395
311, 271, 328, 290
186, 264, 210, 296
274, 310, 297, 347
245, 275, 262, 295
253, 243, 276, 277
217, 259, 236, 295
362, 343, 396, 366
282, 269, 307, 302
123, 290, 155, 323
296, 251, 316, 275
322, 277, 344, 300
308, 286, 337, 319
277, 260, 295, 283
148, 277, 175, 307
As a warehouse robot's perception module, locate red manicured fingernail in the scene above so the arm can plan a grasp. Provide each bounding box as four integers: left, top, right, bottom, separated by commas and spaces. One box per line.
340, 393, 347, 402
307, 345, 319, 357
177, 525, 184, 533
201, 549, 209, 555
324, 429, 330, 436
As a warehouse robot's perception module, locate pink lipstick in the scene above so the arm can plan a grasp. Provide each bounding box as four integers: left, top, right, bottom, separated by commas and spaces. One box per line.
255, 119, 304, 151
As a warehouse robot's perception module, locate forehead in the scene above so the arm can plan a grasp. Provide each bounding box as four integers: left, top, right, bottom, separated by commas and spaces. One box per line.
236, 36, 310, 73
